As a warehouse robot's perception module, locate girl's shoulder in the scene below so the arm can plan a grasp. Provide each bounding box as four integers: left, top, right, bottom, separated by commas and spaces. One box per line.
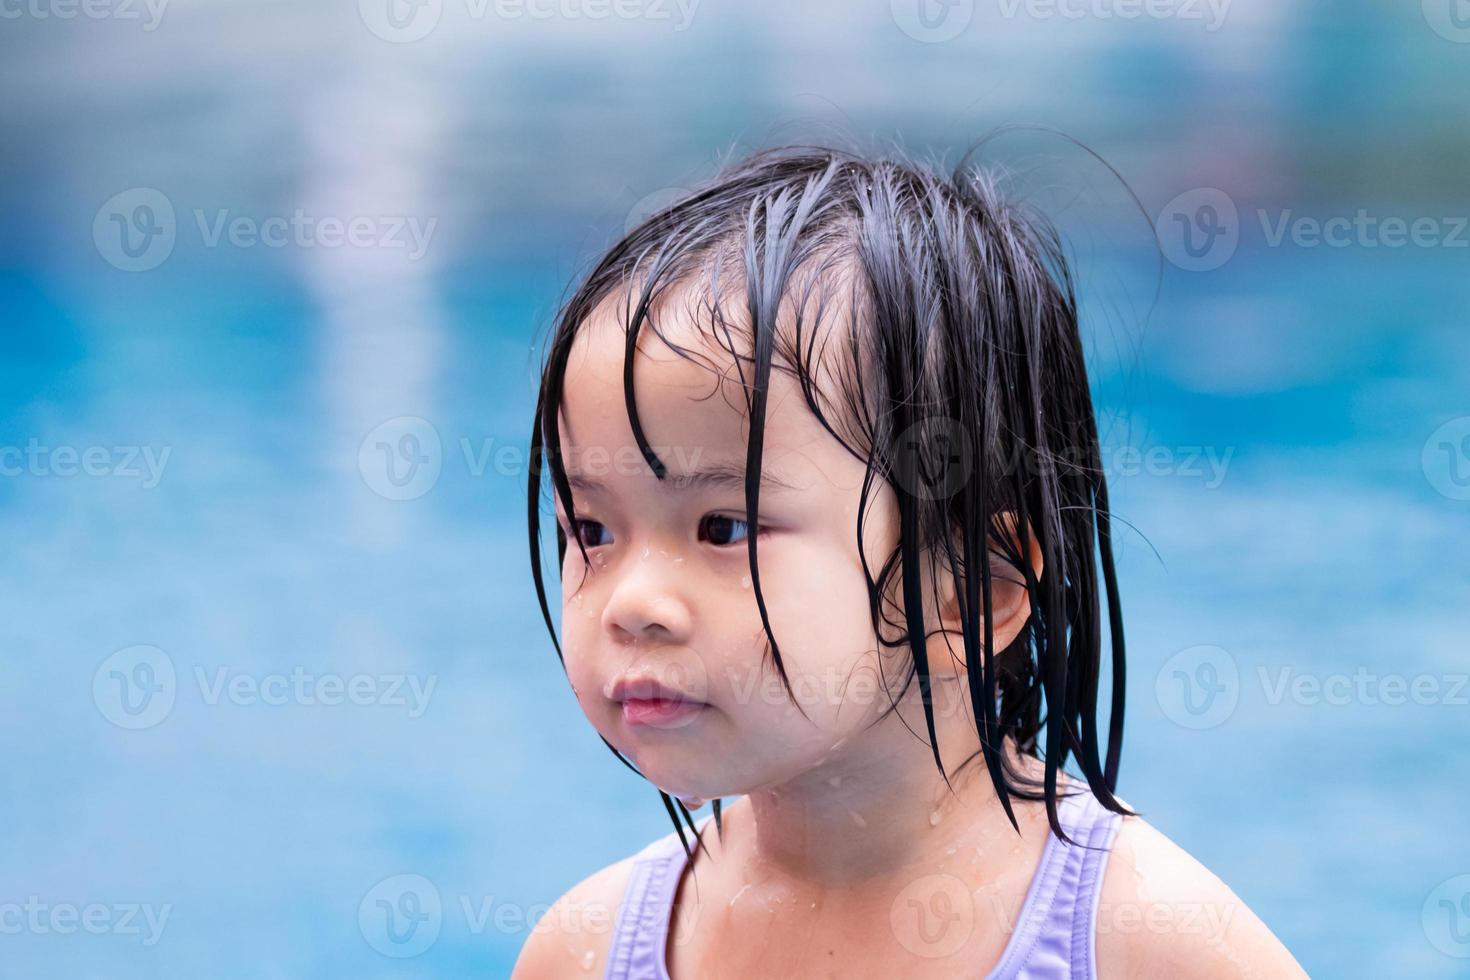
508, 848, 641, 980
1096, 813, 1308, 978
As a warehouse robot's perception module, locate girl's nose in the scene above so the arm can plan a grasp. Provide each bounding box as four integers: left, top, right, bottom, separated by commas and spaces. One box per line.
600, 546, 694, 642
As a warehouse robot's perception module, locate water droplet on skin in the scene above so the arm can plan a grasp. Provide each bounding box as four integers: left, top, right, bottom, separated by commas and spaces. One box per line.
740, 574, 752, 589
827, 775, 842, 787
929, 811, 941, 827
945, 846, 957, 856
581, 949, 595, 970
849, 811, 866, 828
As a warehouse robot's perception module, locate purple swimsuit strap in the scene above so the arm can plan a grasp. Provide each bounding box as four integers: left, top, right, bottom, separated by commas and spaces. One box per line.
604, 814, 714, 980
986, 788, 1124, 979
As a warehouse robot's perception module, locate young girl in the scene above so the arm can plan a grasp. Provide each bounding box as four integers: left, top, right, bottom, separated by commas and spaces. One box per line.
513, 146, 1307, 978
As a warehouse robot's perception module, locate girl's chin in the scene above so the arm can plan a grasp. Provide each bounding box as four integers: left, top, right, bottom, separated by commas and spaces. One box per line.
635, 763, 721, 800
621, 752, 733, 802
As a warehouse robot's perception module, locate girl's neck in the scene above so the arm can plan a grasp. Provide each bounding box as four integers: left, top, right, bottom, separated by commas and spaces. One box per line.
730, 682, 1050, 890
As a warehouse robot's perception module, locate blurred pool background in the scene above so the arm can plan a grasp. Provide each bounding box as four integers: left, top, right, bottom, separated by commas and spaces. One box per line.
2, 0, 1468, 976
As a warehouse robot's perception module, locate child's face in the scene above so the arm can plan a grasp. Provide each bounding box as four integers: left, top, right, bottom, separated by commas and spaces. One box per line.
554, 293, 931, 803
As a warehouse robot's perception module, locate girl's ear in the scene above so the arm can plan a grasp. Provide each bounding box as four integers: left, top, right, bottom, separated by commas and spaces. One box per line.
927, 513, 1044, 677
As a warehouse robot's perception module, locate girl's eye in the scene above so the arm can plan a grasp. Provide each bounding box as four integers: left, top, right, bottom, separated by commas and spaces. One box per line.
571, 519, 612, 549
699, 513, 754, 547
566, 514, 757, 550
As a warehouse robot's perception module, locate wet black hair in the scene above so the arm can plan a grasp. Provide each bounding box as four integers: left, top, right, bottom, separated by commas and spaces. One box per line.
527, 142, 1134, 854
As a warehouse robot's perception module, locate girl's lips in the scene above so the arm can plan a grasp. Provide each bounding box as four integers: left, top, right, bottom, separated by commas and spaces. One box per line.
620, 697, 707, 729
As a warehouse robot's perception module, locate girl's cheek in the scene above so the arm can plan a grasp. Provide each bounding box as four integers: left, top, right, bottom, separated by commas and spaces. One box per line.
564, 580, 597, 619
562, 649, 607, 727
558, 586, 604, 704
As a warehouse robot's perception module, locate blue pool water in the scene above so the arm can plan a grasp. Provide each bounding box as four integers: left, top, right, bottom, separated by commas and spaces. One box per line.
2, 2, 1468, 976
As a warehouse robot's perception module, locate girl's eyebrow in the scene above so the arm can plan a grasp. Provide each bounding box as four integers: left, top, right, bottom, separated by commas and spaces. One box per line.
565, 461, 800, 494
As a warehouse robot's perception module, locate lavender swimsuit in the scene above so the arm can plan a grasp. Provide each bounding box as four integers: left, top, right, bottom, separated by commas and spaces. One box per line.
603, 789, 1123, 979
